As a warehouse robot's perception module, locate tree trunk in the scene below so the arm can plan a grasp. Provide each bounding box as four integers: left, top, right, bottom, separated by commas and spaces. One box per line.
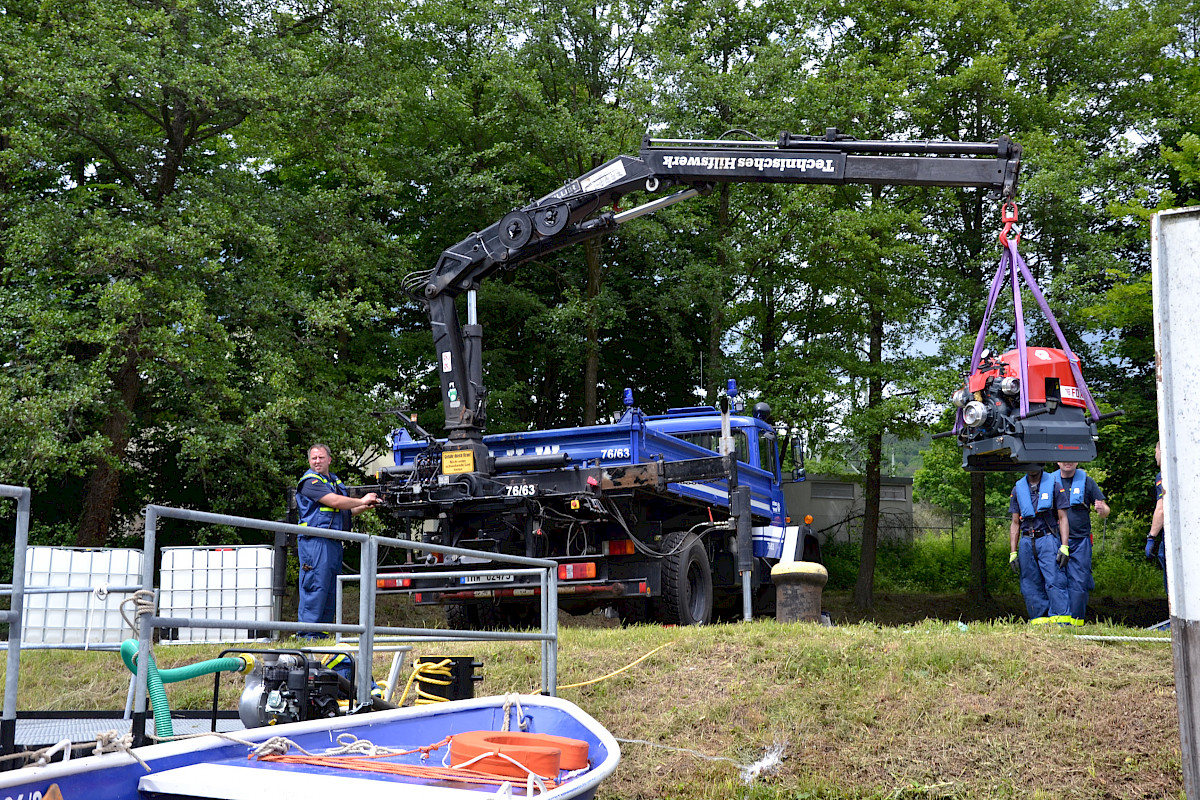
962, 193, 991, 602
760, 278, 777, 357
77, 346, 142, 546
583, 236, 602, 424
967, 471, 990, 602
853, 306, 885, 611
706, 184, 731, 402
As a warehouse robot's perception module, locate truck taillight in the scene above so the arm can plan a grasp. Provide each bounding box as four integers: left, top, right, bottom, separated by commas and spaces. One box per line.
376, 578, 411, 589
804, 515, 814, 525
558, 563, 597, 580
602, 539, 634, 556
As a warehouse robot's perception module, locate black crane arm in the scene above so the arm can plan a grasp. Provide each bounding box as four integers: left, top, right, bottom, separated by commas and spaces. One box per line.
412, 130, 1022, 459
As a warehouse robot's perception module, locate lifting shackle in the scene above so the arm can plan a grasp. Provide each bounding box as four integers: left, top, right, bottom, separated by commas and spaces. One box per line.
999, 201, 1020, 247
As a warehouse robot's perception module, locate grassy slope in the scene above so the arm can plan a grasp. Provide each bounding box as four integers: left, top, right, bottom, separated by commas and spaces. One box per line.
470, 622, 1180, 799
3, 603, 1179, 799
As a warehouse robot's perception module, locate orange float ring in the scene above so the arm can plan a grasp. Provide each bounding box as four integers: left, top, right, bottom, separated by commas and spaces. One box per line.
449, 730, 589, 779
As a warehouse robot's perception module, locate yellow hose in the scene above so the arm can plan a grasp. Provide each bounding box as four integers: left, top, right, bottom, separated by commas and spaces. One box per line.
396, 657, 458, 706
397, 641, 675, 704
555, 641, 674, 690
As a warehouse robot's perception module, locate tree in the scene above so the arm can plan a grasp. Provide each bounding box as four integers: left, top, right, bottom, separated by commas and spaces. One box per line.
0, 0, 410, 541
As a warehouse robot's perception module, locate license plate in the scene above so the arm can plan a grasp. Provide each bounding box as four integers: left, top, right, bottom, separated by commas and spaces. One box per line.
461, 573, 514, 585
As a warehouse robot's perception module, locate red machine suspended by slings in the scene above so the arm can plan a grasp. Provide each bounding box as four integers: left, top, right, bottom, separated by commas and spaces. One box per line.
943, 203, 1122, 471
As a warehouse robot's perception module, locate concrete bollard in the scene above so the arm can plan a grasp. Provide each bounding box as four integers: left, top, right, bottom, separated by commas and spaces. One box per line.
771, 561, 829, 623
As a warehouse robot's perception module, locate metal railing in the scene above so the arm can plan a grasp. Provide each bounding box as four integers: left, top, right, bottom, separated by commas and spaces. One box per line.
334, 544, 561, 694
0, 496, 560, 754
0, 484, 30, 759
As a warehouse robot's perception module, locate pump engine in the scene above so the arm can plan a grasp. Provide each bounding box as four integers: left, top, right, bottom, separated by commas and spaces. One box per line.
952, 347, 1098, 471
237, 651, 347, 728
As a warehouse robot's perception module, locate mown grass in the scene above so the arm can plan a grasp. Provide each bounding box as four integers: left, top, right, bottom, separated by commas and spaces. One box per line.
1, 618, 1179, 799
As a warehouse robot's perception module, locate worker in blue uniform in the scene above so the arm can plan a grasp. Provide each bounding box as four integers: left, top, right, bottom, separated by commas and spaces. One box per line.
1050, 462, 1110, 625
1009, 464, 1071, 624
1146, 440, 1167, 592
296, 443, 378, 637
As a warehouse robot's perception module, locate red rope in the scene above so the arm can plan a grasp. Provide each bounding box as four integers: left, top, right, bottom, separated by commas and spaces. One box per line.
256, 752, 560, 789
252, 736, 561, 790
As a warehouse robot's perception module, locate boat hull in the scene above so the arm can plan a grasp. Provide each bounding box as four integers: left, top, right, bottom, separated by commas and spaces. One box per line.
0, 695, 619, 800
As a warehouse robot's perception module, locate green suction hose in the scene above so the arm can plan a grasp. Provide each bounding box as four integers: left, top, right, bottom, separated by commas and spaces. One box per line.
120, 640, 254, 740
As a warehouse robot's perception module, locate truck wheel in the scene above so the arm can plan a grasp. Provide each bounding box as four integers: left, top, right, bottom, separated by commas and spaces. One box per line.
659, 531, 713, 626
445, 602, 500, 631
494, 602, 539, 629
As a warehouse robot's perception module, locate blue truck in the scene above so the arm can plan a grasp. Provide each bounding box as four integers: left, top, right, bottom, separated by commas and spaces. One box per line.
373, 130, 1023, 625
378, 385, 815, 626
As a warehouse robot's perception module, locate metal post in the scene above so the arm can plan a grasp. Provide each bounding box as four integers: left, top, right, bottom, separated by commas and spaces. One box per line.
1152, 205, 1200, 798
545, 566, 558, 696
133, 506, 158, 747
736, 486, 753, 621
271, 526, 289, 632
0, 484, 30, 765
540, 568, 550, 693
357, 536, 377, 707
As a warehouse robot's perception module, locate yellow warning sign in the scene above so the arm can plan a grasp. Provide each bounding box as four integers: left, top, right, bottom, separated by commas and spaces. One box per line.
442, 450, 475, 475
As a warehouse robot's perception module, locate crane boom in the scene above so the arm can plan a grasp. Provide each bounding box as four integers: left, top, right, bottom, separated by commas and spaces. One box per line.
410, 129, 1022, 468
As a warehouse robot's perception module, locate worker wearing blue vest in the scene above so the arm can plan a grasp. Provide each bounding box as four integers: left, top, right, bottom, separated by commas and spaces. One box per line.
296, 443, 378, 637
1050, 462, 1110, 625
1008, 464, 1071, 624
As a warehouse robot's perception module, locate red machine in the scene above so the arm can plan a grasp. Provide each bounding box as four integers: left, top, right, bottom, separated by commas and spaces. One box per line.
945, 203, 1121, 471
966, 347, 1088, 408
951, 344, 1101, 471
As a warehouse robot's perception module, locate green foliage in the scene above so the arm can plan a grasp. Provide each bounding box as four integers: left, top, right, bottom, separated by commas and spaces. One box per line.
913, 416, 1014, 513
821, 516, 1163, 597
822, 534, 1017, 594
0, 0, 1190, 552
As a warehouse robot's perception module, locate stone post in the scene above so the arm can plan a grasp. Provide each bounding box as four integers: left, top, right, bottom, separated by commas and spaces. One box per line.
771, 562, 829, 623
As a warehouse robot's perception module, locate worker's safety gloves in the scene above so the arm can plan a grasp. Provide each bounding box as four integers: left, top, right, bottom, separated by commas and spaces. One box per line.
1009, 551, 1020, 577
1145, 536, 1158, 560
1056, 544, 1070, 569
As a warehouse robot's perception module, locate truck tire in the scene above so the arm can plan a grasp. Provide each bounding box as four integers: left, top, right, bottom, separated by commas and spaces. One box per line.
659, 531, 713, 626
445, 602, 500, 631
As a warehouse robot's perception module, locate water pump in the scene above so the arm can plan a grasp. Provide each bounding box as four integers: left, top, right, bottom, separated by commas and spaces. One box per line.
237, 650, 348, 727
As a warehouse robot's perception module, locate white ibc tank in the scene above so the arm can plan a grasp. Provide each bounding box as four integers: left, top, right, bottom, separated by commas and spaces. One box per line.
159, 545, 274, 643
22, 547, 143, 645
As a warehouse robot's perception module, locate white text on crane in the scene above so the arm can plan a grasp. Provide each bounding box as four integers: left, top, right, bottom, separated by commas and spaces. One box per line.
660, 155, 838, 173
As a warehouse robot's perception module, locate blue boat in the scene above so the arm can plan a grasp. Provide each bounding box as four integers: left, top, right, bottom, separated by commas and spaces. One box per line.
0, 694, 620, 800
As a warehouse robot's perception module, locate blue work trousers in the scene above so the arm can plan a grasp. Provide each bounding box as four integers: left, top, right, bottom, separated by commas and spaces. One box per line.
1017, 533, 1069, 624
1149, 536, 1168, 593
298, 534, 343, 636
1066, 535, 1094, 625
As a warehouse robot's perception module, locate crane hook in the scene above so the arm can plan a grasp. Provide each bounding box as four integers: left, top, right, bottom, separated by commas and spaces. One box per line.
999, 201, 1020, 247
